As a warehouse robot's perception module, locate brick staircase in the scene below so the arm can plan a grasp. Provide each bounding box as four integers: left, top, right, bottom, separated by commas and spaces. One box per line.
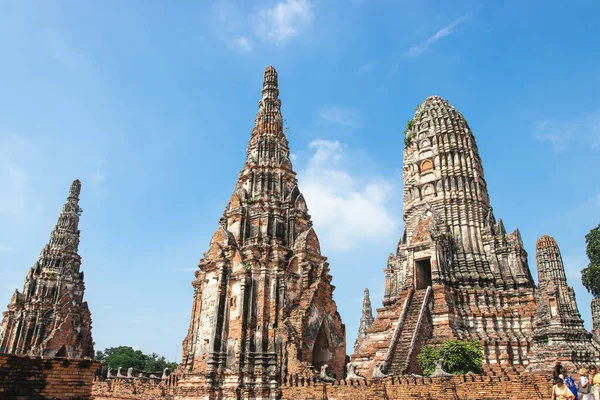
386, 288, 431, 375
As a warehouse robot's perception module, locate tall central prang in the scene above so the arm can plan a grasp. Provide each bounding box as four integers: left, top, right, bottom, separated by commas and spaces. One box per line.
352, 96, 538, 377
179, 67, 346, 398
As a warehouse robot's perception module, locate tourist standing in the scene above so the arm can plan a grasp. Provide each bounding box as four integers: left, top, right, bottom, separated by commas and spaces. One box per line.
552, 378, 576, 400
579, 368, 593, 400
592, 366, 600, 400
565, 369, 578, 399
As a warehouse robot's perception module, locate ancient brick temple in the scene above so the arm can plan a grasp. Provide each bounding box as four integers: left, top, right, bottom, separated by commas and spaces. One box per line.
178, 67, 346, 398
353, 96, 571, 377
0, 180, 94, 359
530, 235, 600, 368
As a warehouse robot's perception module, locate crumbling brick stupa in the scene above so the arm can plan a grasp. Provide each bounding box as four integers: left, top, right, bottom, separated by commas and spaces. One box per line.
351, 96, 598, 378
177, 67, 346, 399
529, 235, 600, 369
0, 180, 94, 359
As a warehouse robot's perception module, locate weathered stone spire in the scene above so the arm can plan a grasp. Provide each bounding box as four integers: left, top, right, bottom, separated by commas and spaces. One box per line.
46, 179, 82, 257
386, 95, 533, 299
354, 288, 374, 351
592, 299, 600, 341
0, 180, 93, 359
530, 235, 599, 368
181, 67, 346, 397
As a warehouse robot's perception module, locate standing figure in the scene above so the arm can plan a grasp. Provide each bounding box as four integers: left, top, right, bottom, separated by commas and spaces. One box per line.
592, 366, 600, 400
579, 368, 593, 400
563, 369, 578, 399
551, 378, 575, 400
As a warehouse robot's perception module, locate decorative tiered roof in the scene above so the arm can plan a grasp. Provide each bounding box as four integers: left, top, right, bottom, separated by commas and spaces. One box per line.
0, 180, 93, 359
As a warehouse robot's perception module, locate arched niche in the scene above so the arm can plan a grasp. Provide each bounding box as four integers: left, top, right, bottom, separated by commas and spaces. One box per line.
311, 319, 333, 372
420, 159, 434, 173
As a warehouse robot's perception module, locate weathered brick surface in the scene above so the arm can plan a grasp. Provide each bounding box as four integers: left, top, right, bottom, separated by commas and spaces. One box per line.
92, 372, 555, 399
280, 374, 554, 400
0, 353, 99, 399
0, 180, 94, 359
179, 66, 346, 396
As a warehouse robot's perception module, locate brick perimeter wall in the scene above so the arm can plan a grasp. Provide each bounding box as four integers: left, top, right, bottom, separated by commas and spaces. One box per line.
93, 373, 555, 399
0, 353, 100, 400
281, 374, 554, 400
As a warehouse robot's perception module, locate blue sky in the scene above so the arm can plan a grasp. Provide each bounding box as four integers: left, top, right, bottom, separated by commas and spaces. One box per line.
0, 0, 599, 362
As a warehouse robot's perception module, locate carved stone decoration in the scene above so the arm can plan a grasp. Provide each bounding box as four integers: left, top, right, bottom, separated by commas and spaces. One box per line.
429, 359, 452, 378
317, 364, 336, 383
0, 180, 94, 359
371, 363, 390, 379
179, 67, 346, 398
346, 361, 366, 380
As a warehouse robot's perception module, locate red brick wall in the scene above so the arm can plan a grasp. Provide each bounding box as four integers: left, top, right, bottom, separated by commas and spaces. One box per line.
281, 374, 554, 400
0, 353, 100, 399
93, 372, 555, 399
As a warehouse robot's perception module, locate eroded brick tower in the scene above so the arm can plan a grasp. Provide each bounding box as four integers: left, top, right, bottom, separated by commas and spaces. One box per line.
529, 235, 599, 369
179, 67, 346, 398
353, 96, 537, 376
0, 180, 93, 359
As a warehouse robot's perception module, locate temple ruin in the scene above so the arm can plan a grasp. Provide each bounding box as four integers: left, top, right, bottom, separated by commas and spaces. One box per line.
529, 235, 600, 369
177, 66, 346, 398
1, 68, 598, 400
352, 95, 599, 377
0, 179, 94, 359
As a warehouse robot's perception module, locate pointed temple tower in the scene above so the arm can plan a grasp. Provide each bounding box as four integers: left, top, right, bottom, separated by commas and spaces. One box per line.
353, 96, 539, 376
592, 299, 600, 343
179, 67, 346, 397
529, 235, 599, 369
354, 289, 374, 352
0, 180, 93, 359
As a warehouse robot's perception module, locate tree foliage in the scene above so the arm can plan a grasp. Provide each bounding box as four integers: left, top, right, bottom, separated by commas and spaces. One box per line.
582, 223, 600, 297
94, 346, 178, 372
418, 339, 483, 376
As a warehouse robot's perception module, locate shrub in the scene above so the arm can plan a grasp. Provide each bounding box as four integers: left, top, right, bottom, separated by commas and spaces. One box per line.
418, 339, 483, 376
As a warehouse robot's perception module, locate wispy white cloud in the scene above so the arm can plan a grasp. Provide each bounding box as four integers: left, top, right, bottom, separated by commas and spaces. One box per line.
232, 36, 252, 52
534, 110, 600, 151
357, 61, 375, 74
316, 105, 363, 129
404, 16, 468, 58
298, 139, 400, 251
257, 0, 314, 44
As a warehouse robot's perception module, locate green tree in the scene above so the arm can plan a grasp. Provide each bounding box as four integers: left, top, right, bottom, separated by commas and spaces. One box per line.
95, 346, 179, 372
582, 223, 600, 297
100, 346, 148, 370
418, 339, 483, 376
144, 352, 178, 372
95, 350, 105, 361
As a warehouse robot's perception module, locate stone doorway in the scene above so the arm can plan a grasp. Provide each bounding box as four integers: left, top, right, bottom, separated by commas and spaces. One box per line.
414, 258, 432, 290
312, 320, 333, 375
